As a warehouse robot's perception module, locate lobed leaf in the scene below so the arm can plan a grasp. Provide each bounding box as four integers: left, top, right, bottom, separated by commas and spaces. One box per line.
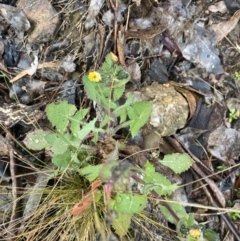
128, 101, 152, 137
46, 101, 77, 133
52, 150, 71, 169
23, 129, 50, 150
83, 76, 116, 109
76, 118, 97, 141
113, 85, 125, 101
101, 54, 113, 72
158, 203, 187, 224
112, 212, 132, 238
160, 153, 194, 174
143, 161, 178, 196
79, 164, 103, 182
113, 193, 147, 214
70, 108, 89, 136
45, 133, 69, 155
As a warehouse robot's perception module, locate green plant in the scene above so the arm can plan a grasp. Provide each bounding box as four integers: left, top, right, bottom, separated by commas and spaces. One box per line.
229, 212, 240, 220
235, 71, 240, 81
216, 164, 228, 171
24, 53, 195, 239
228, 108, 240, 123
177, 215, 220, 241
24, 54, 152, 169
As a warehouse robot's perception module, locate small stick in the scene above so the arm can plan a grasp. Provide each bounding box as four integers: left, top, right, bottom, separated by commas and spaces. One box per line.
166, 135, 226, 207
167, 136, 240, 240
6, 133, 20, 240
109, 0, 118, 54
49, 73, 68, 102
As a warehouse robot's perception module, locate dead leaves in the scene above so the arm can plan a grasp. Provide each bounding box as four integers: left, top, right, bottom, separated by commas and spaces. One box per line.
212, 10, 240, 42
71, 180, 102, 217
9, 61, 58, 83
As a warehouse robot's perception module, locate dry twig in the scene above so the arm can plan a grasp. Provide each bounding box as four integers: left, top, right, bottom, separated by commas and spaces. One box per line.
6, 133, 20, 240
167, 135, 240, 240
109, 0, 118, 54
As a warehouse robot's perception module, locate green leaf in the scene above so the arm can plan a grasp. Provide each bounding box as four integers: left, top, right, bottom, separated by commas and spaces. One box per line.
185, 214, 195, 227
158, 203, 187, 224
70, 108, 89, 136
102, 86, 112, 98
115, 68, 130, 81
112, 212, 132, 237
92, 126, 105, 143
24, 129, 50, 150
113, 193, 147, 214
101, 54, 113, 72
83, 76, 116, 109
113, 94, 134, 117
119, 109, 127, 124
63, 133, 81, 149
76, 118, 97, 141
46, 101, 77, 132
113, 85, 125, 101
99, 115, 110, 128
176, 214, 196, 236
203, 229, 220, 241
112, 73, 129, 101
143, 161, 178, 196
52, 150, 71, 169
128, 101, 152, 137
160, 153, 194, 174
45, 133, 69, 155
79, 164, 103, 181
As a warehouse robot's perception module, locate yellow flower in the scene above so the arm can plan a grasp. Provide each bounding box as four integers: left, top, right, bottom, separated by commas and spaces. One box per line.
88, 71, 101, 82
189, 228, 202, 238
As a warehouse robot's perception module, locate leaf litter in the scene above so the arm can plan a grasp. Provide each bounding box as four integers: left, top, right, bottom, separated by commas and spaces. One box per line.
0, 0, 240, 240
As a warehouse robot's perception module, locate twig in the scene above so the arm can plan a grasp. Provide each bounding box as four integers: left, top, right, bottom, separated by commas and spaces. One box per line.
192, 170, 240, 241
49, 73, 68, 102
191, 171, 215, 208
166, 135, 240, 240
109, 0, 118, 54
167, 136, 226, 207
6, 133, 21, 240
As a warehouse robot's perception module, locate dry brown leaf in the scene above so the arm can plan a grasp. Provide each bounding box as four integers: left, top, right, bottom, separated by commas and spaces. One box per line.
125, 24, 166, 40
71, 193, 94, 216
174, 87, 198, 120
117, 27, 127, 68
71, 180, 101, 217
9, 62, 58, 83
91, 179, 102, 190
212, 10, 240, 42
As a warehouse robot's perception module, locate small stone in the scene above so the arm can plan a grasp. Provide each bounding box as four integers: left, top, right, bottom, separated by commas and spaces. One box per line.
17, 0, 59, 43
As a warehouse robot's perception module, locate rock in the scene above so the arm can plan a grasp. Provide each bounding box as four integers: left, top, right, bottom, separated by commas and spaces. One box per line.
141, 82, 189, 137
17, 0, 59, 43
